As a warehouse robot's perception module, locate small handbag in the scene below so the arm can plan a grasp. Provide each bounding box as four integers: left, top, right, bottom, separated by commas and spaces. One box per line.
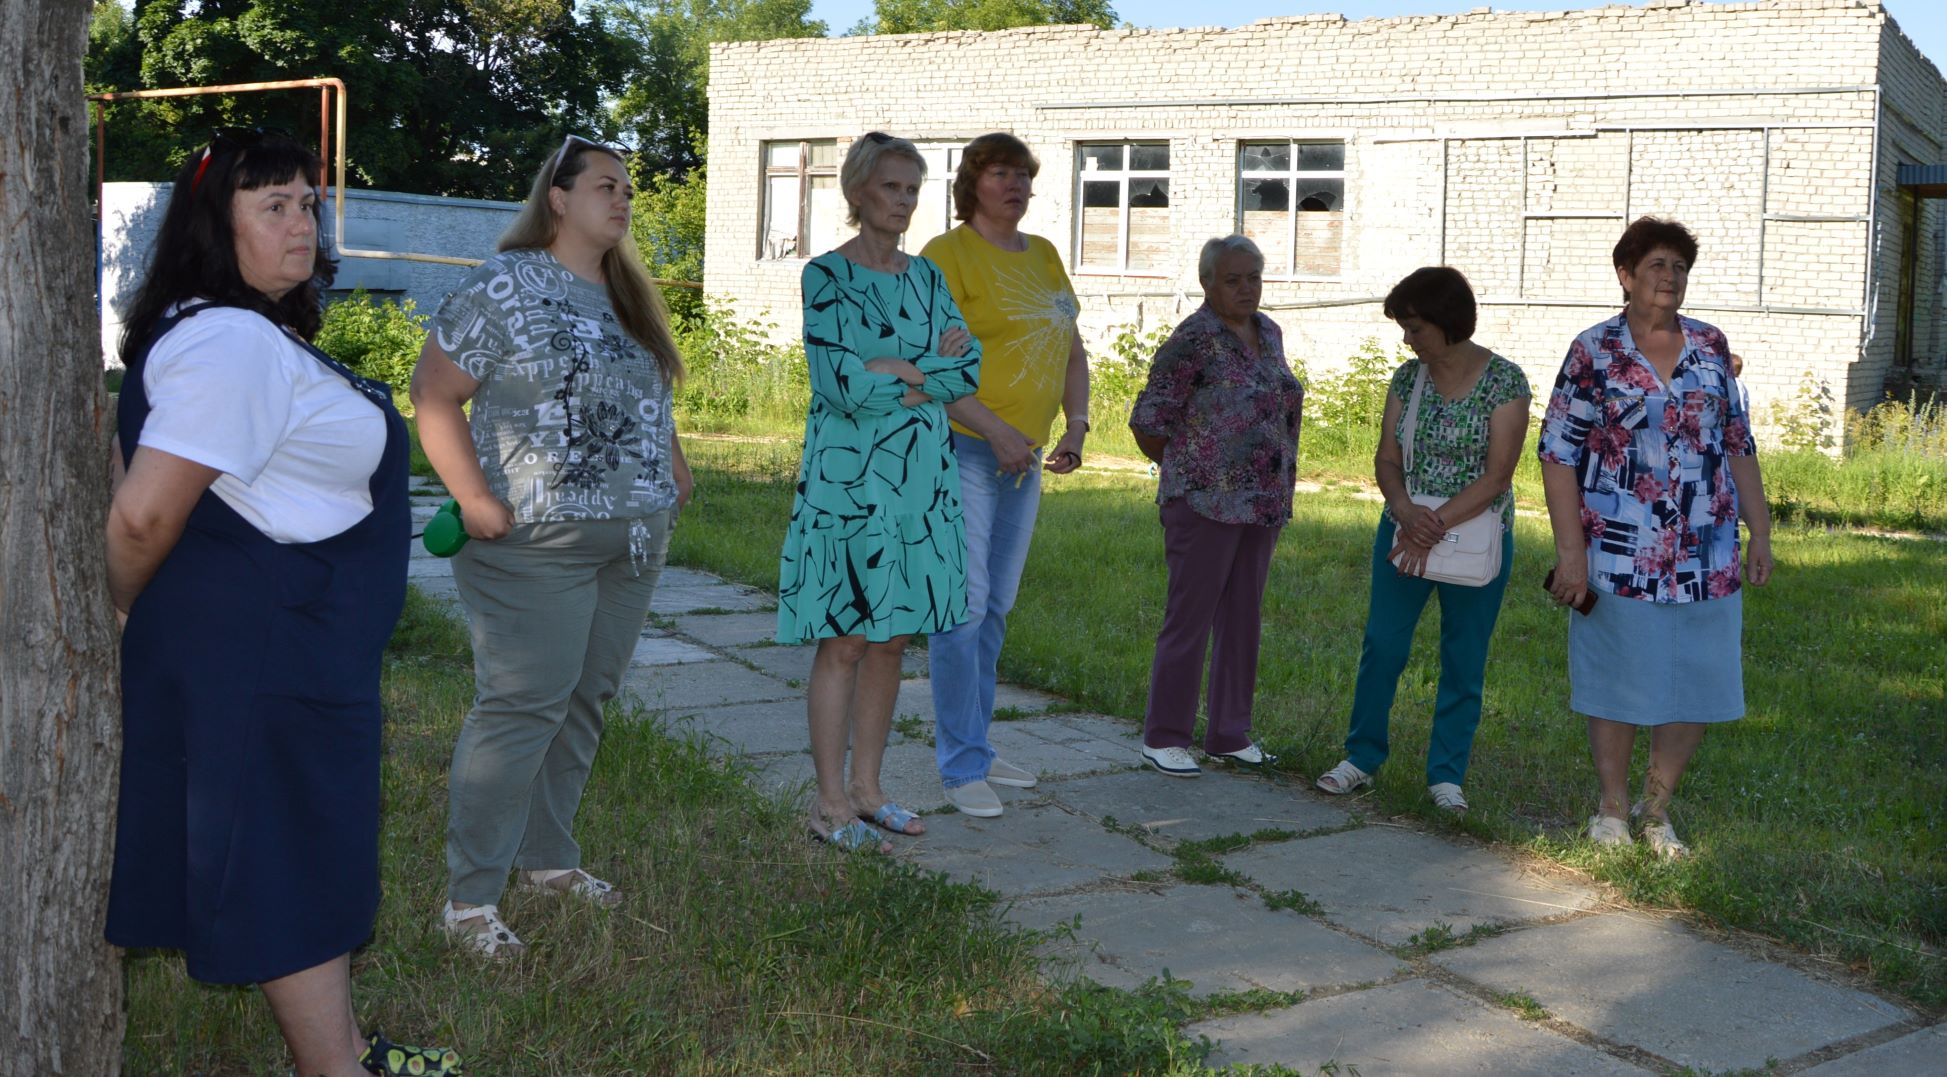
1390, 365, 1502, 587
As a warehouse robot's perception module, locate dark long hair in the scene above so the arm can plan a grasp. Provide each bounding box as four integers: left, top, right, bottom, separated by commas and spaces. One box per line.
118, 133, 337, 367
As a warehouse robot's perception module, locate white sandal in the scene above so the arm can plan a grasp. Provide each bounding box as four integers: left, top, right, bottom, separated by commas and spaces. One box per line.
518, 867, 623, 907
1428, 782, 1468, 813
1630, 802, 1690, 859
1315, 760, 1372, 795
441, 902, 525, 958
1586, 814, 1633, 847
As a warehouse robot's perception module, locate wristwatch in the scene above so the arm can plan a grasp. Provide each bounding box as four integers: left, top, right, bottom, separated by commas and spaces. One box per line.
1068, 415, 1091, 433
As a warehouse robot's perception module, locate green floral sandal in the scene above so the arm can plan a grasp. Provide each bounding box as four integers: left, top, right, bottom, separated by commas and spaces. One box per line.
360, 1031, 462, 1076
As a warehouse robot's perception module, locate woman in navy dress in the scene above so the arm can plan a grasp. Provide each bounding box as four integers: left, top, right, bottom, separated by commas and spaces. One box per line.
105, 130, 457, 1076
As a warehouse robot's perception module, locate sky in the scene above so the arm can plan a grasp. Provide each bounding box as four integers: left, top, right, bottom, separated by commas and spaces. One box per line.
805, 0, 1946, 73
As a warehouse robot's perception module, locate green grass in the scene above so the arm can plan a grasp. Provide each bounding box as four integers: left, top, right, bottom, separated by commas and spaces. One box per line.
122, 587, 1232, 1074
668, 436, 1947, 1007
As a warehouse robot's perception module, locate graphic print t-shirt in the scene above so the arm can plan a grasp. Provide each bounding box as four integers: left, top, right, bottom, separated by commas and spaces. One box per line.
921, 226, 1079, 447
432, 249, 676, 522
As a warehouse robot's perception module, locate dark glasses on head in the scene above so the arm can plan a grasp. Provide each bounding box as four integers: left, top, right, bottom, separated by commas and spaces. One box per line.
189, 126, 280, 195
548, 134, 627, 187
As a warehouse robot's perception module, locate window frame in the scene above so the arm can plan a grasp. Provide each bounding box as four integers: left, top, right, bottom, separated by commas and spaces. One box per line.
759, 138, 839, 261
1072, 140, 1173, 276
1235, 138, 1348, 280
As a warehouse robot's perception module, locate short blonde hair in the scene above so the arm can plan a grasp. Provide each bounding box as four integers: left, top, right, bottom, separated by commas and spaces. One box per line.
841, 132, 926, 228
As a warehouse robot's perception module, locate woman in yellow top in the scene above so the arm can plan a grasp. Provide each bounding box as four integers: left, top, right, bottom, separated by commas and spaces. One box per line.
920, 132, 1090, 818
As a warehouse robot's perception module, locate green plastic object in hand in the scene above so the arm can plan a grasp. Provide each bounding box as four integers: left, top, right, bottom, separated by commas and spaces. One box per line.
422, 499, 469, 557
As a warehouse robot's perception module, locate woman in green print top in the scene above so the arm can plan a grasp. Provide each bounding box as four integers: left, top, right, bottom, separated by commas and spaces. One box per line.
1316, 267, 1532, 815
777, 133, 981, 853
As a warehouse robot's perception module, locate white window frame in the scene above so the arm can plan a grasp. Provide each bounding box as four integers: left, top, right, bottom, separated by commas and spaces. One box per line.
760, 138, 838, 261
1073, 141, 1172, 274
1236, 139, 1347, 279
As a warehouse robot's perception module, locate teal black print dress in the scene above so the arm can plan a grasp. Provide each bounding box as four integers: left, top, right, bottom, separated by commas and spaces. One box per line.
777, 252, 982, 643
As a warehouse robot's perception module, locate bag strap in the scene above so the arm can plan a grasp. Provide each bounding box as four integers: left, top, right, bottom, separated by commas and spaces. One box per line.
1400, 363, 1429, 497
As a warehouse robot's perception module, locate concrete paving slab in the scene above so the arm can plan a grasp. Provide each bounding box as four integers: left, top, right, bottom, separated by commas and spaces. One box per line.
744, 741, 983, 819
668, 699, 808, 756
409, 577, 462, 604
621, 660, 794, 713
1799, 1023, 1946, 1076
1044, 769, 1348, 843
900, 801, 1173, 896
891, 677, 1061, 722
981, 721, 1142, 781
1222, 826, 1599, 946
988, 715, 1144, 769
651, 568, 773, 614
630, 635, 717, 666
1191, 978, 1651, 1075
405, 556, 455, 579
670, 610, 780, 648
1007, 885, 1404, 997
729, 643, 815, 685
1432, 914, 1914, 1073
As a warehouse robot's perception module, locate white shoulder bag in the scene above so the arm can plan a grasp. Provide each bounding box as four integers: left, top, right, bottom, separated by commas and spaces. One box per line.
1390, 364, 1502, 587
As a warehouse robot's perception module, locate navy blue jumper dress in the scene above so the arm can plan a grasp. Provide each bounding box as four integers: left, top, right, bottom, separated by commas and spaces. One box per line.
105, 303, 410, 985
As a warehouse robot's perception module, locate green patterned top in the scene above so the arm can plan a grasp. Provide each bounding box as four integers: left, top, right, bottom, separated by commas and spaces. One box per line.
1388, 354, 1532, 527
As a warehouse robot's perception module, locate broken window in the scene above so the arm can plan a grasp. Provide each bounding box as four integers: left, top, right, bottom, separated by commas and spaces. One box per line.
1075, 142, 1171, 272
760, 139, 842, 260
1239, 140, 1345, 276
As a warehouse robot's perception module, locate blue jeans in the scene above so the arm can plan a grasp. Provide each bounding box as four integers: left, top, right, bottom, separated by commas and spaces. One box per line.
1344, 513, 1514, 787
930, 432, 1042, 788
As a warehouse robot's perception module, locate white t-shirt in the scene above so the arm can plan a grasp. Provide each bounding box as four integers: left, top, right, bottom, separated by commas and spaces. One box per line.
139, 305, 385, 543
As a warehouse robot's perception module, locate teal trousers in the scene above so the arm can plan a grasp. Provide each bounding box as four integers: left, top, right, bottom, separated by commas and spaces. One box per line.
1344, 513, 1514, 787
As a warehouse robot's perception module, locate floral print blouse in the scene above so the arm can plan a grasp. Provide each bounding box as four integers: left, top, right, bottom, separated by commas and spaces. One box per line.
1129, 304, 1304, 527
1388, 354, 1532, 528
1537, 312, 1755, 605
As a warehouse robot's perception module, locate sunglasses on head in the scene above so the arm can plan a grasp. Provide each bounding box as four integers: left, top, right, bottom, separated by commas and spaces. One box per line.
188, 126, 285, 195
548, 134, 628, 187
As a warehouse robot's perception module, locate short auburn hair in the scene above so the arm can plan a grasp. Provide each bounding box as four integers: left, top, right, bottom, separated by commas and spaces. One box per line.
1613, 216, 1699, 300
952, 133, 1039, 222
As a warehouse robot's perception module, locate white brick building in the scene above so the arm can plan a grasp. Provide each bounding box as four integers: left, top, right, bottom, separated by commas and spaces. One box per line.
705, 0, 1946, 440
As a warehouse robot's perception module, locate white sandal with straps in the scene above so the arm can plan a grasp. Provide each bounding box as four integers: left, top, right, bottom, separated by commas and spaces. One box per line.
1315, 760, 1372, 795
1428, 782, 1468, 814
441, 902, 525, 958
519, 867, 623, 907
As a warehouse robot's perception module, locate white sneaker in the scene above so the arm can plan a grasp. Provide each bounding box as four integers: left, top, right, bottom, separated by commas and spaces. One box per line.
518, 867, 622, 907
1140, 743, 1201, 777
944, 779, 1003, 817
441, 902, 525, 958
1210, 742, 1277, 767
1586, 815, 1633, 847
987, 757, 1038, 788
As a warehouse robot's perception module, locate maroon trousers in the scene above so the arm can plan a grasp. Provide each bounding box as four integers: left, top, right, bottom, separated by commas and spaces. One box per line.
1142, 498, 1282, 754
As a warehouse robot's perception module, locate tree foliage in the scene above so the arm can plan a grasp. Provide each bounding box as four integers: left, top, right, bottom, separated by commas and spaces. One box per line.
599, 0, 825, 178
853, 0, 1115, 36
90, 0, 636, 200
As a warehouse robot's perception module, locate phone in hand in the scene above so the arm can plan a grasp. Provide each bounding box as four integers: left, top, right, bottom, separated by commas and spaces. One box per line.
1542, 569, 1599, 615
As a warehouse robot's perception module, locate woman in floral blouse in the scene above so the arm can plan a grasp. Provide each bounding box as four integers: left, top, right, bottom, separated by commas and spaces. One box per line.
1316, 267, 1531, 815
1539, 216, 1774, 858
1129, 235, 1304, 777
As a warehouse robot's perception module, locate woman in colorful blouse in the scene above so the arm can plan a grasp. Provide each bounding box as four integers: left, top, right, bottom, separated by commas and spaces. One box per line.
1316, 268, 1531, 814
920, 132, 1089, 819
1129, 235, 1304, 778
777, 133, 982, 852
1539, 216, 1774, 858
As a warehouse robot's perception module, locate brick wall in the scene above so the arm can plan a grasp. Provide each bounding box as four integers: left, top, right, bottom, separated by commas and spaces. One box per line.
706, 0, 1947, 445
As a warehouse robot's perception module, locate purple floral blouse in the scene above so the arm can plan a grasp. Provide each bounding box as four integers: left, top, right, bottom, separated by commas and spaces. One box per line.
1129, 304, 1304, 527
1537, 312, 1756, 605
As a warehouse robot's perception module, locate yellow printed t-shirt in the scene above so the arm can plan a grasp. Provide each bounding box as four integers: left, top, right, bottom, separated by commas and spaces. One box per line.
920, 225, 1080, 446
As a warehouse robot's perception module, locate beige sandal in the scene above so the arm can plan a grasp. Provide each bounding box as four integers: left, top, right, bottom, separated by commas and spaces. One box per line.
1315, 760, 1372, 795
518, 867, 623, 907
441, 902, 525, 958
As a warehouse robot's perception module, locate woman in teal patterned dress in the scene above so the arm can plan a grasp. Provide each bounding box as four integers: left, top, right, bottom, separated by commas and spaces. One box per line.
1316, 267, 1531, 814
778, 133, 981, 852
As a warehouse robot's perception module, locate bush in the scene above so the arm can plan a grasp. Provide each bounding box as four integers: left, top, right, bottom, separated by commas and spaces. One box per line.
1767, 368, 1838, 453
673, 299, 808, 429
1301, 335, 1405, 465
316, 290, 428, 396
1846, 391, 1947, 459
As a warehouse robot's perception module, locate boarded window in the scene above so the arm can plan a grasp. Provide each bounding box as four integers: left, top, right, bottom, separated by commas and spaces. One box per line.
1075, 142, 1171, 272
1239, 140, 1345, 276
761, 139, 840, 260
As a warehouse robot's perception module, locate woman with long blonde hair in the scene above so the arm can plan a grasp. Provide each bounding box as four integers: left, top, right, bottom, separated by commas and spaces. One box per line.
412, 135, 691, 955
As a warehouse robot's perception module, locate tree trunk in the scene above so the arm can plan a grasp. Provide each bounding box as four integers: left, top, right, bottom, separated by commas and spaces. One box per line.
0, 0, 127, 1072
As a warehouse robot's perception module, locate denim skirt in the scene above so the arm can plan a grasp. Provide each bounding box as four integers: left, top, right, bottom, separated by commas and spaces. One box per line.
1568, 590, 1744, 725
